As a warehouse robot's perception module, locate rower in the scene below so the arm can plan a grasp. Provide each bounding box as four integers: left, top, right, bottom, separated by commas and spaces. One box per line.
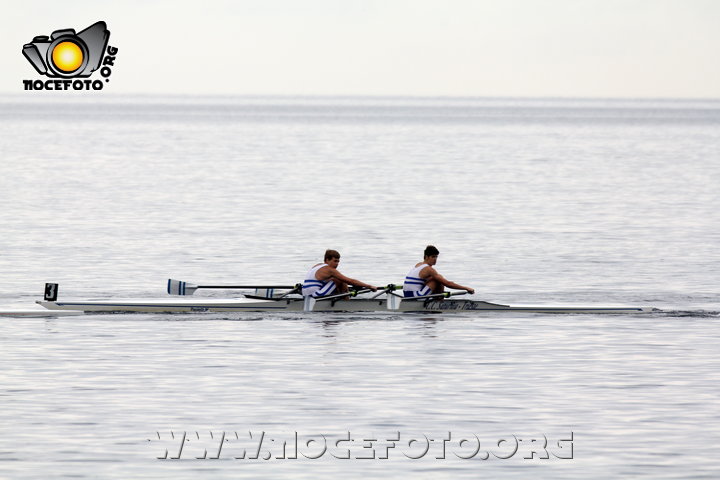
302, 249, 377, 298
403, 245, 475, 298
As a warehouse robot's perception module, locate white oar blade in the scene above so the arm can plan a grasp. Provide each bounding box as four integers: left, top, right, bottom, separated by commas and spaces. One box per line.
255, 288, 275, 299
167, 279, 198, 296
303, 296, 316, 312
387, 294, 402, 310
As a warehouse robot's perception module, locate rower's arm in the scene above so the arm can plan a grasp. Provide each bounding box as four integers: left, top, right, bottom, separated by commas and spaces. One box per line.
428, 270, 475, 295
329, 269, 377, 291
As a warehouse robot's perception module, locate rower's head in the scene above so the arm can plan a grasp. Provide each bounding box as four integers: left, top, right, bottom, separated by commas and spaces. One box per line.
423, 245, 439, 265
324, 249, 341, 268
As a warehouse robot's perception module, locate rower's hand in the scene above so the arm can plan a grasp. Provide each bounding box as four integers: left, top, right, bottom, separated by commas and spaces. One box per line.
466, 288, 475, 295
368, 285, 378, 292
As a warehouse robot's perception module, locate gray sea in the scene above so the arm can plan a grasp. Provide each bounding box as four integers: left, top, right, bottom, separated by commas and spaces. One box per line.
1, 95, 719, 479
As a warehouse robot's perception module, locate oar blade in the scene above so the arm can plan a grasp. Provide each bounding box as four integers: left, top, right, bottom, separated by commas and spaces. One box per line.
387, 293, 402, 310
167, 279, 198, 296
255, 288, 276, 299
303, 296, 316, 312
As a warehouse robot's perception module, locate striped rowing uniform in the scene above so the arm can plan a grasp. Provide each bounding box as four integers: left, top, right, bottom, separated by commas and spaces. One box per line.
403, 264, 432, 298
302, 264, 337, 298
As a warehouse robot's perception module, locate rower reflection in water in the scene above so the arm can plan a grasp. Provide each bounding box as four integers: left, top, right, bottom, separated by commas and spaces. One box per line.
302, 249, 377, 298
403, 245, 475, 298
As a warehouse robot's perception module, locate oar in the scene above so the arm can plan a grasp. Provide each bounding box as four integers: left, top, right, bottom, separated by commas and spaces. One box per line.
167, 279, 298, 296
370, 284, 402, 299
277, 284, 302, 298
387, 290, 468, 310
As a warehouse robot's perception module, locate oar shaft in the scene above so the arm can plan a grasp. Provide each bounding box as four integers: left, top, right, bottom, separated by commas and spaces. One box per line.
396, 290, 469, 301
370, 284, 402, 299
197, 285, 297, 289
313, 288, 372, 303
167, 279, 300, 296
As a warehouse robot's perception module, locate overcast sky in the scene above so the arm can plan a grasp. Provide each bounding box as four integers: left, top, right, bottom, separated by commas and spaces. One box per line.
4, 0, 719, 98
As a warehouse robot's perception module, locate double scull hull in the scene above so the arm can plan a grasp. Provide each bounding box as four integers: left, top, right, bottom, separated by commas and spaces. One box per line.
36, 298, 655, 314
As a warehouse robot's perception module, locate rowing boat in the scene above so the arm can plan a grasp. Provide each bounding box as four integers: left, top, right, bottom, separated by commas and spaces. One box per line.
36, 297, 655, 314
34, 281, 657, 314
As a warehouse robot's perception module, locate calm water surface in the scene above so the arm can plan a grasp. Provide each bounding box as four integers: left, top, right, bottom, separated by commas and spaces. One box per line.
1, 95, 719, 478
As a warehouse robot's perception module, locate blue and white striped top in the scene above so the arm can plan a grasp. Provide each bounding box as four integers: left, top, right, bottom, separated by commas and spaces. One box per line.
302, 264, 337, 298
403, 264, 432, 298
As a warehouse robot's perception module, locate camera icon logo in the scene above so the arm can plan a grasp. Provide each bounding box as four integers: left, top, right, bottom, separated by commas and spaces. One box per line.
22, 21, 110, 78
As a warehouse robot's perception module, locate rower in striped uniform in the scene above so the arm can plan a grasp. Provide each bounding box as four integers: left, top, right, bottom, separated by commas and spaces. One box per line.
403, 245, 475, 298
302, 249, 377, 298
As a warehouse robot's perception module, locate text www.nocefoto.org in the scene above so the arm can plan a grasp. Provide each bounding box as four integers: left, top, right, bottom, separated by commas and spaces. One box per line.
149, 431, 574, 460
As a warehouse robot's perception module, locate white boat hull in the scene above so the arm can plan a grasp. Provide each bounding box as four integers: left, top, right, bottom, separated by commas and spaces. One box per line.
36, 298, 656, 314
0, 309, 84, 317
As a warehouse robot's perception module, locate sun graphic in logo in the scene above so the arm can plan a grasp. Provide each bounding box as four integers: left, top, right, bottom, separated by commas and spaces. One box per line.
51, 41, 84, 73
